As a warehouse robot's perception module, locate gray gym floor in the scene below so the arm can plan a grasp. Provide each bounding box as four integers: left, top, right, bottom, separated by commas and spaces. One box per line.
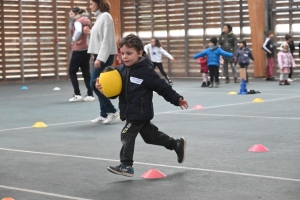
0, 78, 299, 200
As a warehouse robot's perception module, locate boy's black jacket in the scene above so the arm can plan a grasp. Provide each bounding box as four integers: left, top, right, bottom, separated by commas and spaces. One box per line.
115, 52, 183, 123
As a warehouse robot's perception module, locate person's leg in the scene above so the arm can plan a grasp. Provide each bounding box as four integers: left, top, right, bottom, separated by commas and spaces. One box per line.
152, 62, 157, 69
215, 67, 220, 84
284, 73, 290, 85
79, 50, 93, 97
229, 61, 238, 83
209, 66, 214, 87
269, 57, 275, 78
288, 67, 293, 80
69, 51, 81, 96
223, 59, 229, 83
245, 65, 249, 83
107, 122, 142, 177
156, 62, 172, 85
139, 122, 186, 163
90, 55, 117, 120
266, 57, 271, 79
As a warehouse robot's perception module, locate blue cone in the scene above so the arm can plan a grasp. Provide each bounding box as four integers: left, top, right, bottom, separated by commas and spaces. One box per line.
238, 78, 247, 94
21, 86, 28, 90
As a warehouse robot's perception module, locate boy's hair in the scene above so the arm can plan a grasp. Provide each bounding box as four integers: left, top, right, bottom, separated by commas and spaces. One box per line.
119, 34, 144, 52
153, 38, 162, 47
238, 40, 247, 47
267, 30, 274, 36
71, 7, 86, 15
285, 34, 292, 41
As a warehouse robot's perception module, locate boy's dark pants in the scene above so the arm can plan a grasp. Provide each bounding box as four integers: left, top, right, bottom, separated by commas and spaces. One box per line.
120, 121, 178, 166
208, 66, 219, 83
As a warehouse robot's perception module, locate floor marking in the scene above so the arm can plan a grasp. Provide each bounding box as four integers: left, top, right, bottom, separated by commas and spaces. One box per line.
0, 93, 71, 100
0, 147, 299, 182
1, 95, 300, 132
0, 120, 91, 132
170, 112, 300, 120
0, 184, 92, 200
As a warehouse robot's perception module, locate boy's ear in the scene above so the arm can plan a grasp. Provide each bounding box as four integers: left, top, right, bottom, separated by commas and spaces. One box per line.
139, 50, 143, 57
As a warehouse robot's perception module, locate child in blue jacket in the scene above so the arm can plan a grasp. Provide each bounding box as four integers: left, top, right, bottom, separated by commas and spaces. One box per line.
193, 37, 233, 88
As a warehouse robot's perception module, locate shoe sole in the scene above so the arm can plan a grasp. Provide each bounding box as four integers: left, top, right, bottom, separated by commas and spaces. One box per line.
69, 99, 83, 102
179, 137, 186, 163
83, 99, 95, 102
107, 167, 134, 177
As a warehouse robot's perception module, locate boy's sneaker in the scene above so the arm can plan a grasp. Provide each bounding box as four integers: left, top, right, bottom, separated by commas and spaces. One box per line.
91, 116, 106, 123
83, 95, 95, 102
287, 78, 293, 82
103, 112, 119, 124
107, 163, 134, 177
69, 95, 83, 102
174, 137, 186, 163
208, 83, 213, 88
214, 82, 219, 88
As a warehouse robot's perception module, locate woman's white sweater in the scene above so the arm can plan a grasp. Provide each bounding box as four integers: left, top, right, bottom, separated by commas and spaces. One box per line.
88, 10, 117, 62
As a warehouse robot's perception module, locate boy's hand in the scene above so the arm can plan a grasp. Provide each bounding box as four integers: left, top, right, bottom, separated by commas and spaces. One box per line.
179, 98, 188, 110
95, 78, 103, 93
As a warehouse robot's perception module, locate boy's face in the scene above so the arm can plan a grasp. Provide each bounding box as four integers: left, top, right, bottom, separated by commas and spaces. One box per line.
209, 42, 214, 47
238, 42, 243, 48
120, 45, 143, 66
269, 33, 274, 38
150, 39, 155, 46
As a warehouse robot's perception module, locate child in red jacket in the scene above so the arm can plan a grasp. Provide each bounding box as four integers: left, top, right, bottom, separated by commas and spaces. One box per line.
198, 56, 210, 87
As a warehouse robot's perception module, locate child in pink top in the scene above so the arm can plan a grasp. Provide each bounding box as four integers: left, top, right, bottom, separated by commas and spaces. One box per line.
277, 43, 296, 85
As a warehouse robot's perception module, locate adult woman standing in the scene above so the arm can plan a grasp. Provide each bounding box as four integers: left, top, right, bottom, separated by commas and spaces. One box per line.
218, 24, 238, 83
68, 7, 95, 102
84, 0, 118, 124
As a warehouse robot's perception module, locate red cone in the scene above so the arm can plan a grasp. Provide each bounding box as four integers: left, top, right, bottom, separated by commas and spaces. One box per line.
193, 105, 204, 110
141, 169, 166, 179
248, 144, 269, 152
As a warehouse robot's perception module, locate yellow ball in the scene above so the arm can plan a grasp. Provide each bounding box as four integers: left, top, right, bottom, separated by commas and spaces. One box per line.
99, 66, 122, 98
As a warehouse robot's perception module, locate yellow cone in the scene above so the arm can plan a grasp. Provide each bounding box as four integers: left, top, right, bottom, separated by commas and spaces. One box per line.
228, 91, 237, 95
32, 122, 47, 128
252, 98, 263, 103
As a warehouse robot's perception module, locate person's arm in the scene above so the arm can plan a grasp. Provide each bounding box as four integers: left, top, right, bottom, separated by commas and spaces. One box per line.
262, 38, 272, 54
277, 53, 283, 69
144, 44, 150, 54
249, 50, 254, 61
96, 14, 116, 62
193, 50, 207, 59
72, 22, 83, 42
233, 35, 238, 55
145, 67, 184, 107
219, 48, 233, 58
160, 48, 174, 60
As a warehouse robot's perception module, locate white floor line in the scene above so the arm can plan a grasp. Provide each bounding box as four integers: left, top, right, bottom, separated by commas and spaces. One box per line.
1, 95, 300, 132
0, 120, 91, 132
0, 147, 299, 182
0, 93, 71, 100
0, 184, 92, 200
180, 92, 292, 96
169, 112, 300, 120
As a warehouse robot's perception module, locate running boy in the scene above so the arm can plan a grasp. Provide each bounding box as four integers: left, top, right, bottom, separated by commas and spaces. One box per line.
262, 31, 276, 81
193, 37, 233, 88
95, 34, 188, 177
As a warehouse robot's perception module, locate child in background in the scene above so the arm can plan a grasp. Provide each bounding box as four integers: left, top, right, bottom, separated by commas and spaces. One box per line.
235, 40, 254, 83
277, 43, 296, 85
144, 38, 174, 85
197, 56, 210, 87
96, 34, 188, 177
262, 31, 276, 81
193, 37, 233, 88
